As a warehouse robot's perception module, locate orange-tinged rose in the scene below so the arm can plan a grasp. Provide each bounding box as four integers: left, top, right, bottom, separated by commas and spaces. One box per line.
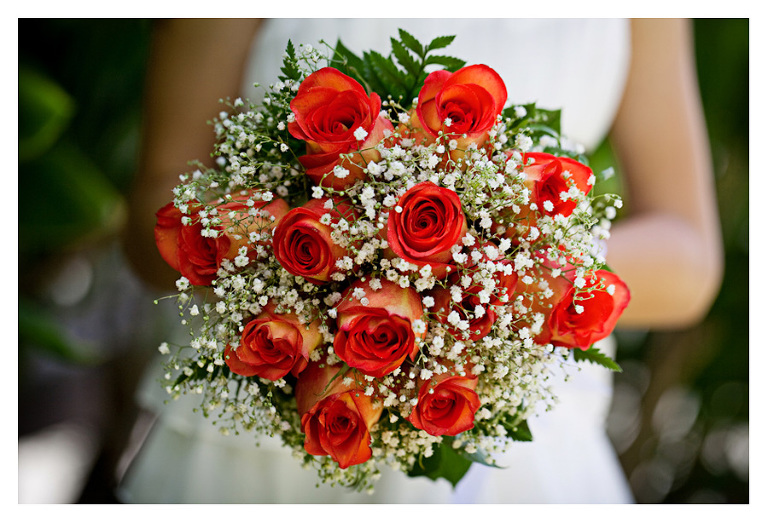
224, 302, 322, 381
514, 261, 630, 350
408, 369, 480, 437
272, 197, 359, 285
154, 194, 289, 286
334, 278, 425, 377
547, 269, 630, 350
413, 64, 507, 160
522, 152, 594, 218
288, 67, 394, 190
296, 361, 383, 469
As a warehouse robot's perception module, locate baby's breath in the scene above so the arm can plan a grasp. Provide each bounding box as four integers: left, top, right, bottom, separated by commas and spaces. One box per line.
155, 37, 622, 494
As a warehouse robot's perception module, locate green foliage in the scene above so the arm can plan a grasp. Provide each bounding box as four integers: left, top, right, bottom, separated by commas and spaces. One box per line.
329, 29, 466, 104
498, 415, 534, 442
572, 346, 623, 372
408, 438, 473, 487
278, 40, 302, 82
19, 142, 125, 257
18, 297, 101, 365
18, 68, 74, 162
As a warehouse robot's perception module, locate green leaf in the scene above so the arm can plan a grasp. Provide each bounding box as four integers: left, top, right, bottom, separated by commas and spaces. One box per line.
18, 141, 125, 257
390, 37, 420, 77
331, 39, 368, 84
398, 29, 424, 57
278, 40, 301, 82
19, 297, 101, 365
572, 346, 623, 372
426, 35, 457, 52
424, 54, 466, 72
499, 415, 534, 442
368, 50, 408, 87
366, 50, 408, 100
408, 439, 473, 488
18, 68, 75, 162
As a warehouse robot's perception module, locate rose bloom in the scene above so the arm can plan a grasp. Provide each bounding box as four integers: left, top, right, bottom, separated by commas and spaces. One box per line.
288, 67, 394, 190
272, 197, 358, 285
224, 302, 322, 381
428, 285, 497, 342
334, 278, 425, 377
408, 368, 481, 437
154, 195, 289, 286
515, 261, 630, 350
386, 181, 467, 279
503, 152, 593, 244
407, 64, 506, 160
547, 269, 630, 350
296, 361, 383, 469
523, 152, 594, 217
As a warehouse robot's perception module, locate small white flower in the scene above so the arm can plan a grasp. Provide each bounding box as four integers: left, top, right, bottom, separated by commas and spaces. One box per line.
354, 126, 368, 141
333, 165, 349, 179
175, 277, 190, 291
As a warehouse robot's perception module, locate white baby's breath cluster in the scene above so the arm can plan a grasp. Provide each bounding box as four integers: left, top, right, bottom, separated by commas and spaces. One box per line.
156, 46, 623, 493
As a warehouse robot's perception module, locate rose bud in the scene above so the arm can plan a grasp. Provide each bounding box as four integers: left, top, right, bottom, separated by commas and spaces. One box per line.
334, 278, 425, 377
154, 195, 289, 286
296, 361, 383, 469
413, 64, 507, 161
224, 302, 322, 381
428, 285, 497, 342
386, 181, 467, 279
272, 197, 359, 285
547, 269, 630, 350
408, 367, 481, 437
288, 67, 393, 190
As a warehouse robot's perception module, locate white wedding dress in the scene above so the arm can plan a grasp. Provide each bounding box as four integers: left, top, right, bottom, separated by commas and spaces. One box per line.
118, 18, 634, 504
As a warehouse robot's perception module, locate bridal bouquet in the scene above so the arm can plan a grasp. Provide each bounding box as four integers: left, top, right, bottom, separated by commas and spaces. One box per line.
153, 30, 630, 492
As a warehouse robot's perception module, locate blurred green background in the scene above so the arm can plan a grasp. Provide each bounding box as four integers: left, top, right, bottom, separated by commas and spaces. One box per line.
17, 19, 749, 503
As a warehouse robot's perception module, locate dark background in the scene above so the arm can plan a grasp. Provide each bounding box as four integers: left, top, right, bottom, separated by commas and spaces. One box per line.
17, 19, 749, 503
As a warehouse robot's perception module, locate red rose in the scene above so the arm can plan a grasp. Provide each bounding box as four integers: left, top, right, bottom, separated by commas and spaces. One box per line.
514, 260, 630, 349
408, 370, 480, 437
272, 197, 359, 285
296, 362, 383, 469
334, 278, 425, 377
547, 269, 630, 350
288, 67, 393, 190
386, 181, 467, 279
411, 64, 506, 158
428, 284, 497, 342
523, 152, 594, 218
224, 302, 322, 381
154, 195, 289, 286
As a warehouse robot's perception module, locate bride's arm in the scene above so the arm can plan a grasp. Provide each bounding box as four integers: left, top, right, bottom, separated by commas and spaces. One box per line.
123, 19, 262, 289
607, 18, 724, 329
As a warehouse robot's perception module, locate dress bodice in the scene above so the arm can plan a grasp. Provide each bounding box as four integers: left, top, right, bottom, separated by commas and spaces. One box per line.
242, 18, 630, 152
